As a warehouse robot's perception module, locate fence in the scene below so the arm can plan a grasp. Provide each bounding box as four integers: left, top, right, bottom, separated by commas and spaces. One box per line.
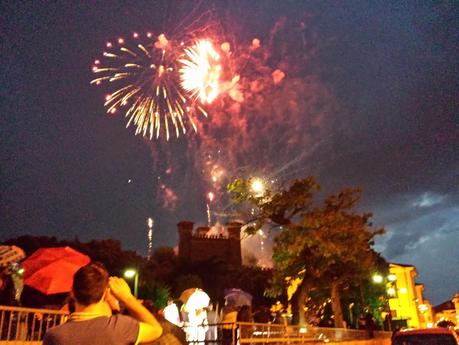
0, 305, 67, 342
183, 321, 391, 344
0, 305, 391, 344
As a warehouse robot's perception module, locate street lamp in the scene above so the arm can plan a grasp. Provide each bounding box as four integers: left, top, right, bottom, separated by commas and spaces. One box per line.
372, 273, 398, 297
372, 274, 384, 284
124, 269, 139, 297
371, 272, 396, 331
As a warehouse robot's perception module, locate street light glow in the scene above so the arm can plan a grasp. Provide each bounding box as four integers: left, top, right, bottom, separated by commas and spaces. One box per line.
387, 274, 397, 282
124, 269, 139, 297
418, 304, 429, 312
124, 269, 136, 279
372, 274, 383, 283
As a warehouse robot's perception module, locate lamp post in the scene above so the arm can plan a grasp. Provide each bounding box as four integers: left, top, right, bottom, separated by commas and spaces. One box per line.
124, 269, 139, 297
372, 274, 383, 284
372, 272, 395, 331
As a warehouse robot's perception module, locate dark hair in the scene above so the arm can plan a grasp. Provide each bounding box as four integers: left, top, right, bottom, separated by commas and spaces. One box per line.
72, 262, 109, 306
237, 305, 253, 322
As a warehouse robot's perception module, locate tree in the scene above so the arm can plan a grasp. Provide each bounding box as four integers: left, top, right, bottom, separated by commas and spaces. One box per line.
142, 282, 171, 310
145, 246, 180, 287
4, 235, 62, 255
174, 273, 204, 296
228, 177, 384, 327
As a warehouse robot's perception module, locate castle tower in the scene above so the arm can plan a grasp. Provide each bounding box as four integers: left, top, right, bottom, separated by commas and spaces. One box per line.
176, 220, 242, 267
226, 222, 243, 266
227, 222, 242, 240
177, 221, 193, 260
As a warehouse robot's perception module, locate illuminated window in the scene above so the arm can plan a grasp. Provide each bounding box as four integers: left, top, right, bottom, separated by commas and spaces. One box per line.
387, 282, 398, 298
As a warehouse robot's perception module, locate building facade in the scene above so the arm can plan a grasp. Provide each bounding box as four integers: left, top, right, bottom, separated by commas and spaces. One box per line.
387, 263, 433, 328
433, 292, 459, 326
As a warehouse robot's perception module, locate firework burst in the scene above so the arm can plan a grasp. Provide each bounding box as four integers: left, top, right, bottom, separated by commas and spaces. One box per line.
91, 33, 209, 140
179, 39, 222, 104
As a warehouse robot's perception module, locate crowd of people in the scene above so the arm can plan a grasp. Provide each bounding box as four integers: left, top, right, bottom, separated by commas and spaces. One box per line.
162, 294, 258, 345
2, 256, 386, 344
2, 259, 264, 345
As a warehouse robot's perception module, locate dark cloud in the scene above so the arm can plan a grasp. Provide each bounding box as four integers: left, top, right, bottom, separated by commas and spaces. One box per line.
377, 198, 458, 258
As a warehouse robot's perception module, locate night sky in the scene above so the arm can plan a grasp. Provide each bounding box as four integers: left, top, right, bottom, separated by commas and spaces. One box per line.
1, 1, 458, 305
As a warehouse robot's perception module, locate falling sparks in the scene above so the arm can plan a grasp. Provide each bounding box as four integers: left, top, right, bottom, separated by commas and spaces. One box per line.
210, 164, 225, 184
160, 183, 178, 210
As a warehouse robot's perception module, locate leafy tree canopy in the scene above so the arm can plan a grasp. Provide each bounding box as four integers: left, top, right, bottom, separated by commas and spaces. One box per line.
228, 176, 385, 326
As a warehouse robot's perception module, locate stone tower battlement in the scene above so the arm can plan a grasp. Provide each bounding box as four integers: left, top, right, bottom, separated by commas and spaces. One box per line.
177, 221, 242, 266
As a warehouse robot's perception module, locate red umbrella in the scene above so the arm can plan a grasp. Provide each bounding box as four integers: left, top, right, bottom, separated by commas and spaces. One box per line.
21, 246, 90, 295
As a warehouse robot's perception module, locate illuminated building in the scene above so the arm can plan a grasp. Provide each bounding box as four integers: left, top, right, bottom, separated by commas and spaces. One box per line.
387, 263, 433, 328
433, 292, 459, 326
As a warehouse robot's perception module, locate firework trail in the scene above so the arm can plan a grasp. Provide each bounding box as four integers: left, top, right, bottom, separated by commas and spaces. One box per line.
206, 191, 214, 226
147, 217, 154, 259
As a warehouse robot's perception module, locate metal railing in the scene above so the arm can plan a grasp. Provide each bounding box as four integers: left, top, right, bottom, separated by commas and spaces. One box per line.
0, 305, 68, 342
0, 305, 391, 344
183, 322, 392, 344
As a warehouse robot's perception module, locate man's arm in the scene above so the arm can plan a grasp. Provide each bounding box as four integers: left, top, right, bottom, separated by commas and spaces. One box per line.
109, 277, 163, 344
